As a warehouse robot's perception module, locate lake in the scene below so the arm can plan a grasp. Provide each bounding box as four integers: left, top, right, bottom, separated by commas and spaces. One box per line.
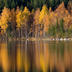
0, 40, 72, 72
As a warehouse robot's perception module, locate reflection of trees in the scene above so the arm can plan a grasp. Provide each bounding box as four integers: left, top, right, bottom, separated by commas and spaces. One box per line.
7, 40, 17, 72
35, 40, 49, 72
0, 42, 10, 72
35, 41, 72, 72
17, 47, 22, 72
0, 41, 72, 72
24, 40, 30, 72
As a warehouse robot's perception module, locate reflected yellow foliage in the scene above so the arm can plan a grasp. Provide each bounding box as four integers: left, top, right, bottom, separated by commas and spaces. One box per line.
17, 48, 22, 71
0, 7, 11, 32
0, 41, 72, 72
40, 53, 47, 72
0, 43, 10, 72
24, 56, 30, 72
35, 41, 49, 72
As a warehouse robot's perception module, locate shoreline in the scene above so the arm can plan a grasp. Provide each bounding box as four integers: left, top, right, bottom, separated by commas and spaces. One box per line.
1, 37, 72, 41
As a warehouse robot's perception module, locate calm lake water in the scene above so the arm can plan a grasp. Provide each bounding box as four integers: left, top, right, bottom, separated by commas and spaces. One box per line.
0, 40, 72, 72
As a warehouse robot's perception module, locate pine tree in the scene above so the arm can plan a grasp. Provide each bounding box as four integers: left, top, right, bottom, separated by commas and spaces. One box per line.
11, 0, 15, 9
0, 0, 4, 12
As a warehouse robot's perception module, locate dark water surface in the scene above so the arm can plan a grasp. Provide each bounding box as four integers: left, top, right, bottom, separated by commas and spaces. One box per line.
0, 40, 72, 72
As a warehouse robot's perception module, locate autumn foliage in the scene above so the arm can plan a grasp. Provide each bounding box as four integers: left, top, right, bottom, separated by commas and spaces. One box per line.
0, 2, 72, 38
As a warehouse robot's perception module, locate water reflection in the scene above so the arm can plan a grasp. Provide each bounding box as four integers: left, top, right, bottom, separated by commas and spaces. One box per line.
0, 40, 72, 72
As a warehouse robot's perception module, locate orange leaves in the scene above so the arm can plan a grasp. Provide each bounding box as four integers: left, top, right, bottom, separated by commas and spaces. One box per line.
34, 8, 40, 25
43, 15, 50, 32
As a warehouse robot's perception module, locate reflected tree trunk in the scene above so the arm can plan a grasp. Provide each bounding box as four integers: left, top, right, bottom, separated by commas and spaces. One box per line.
25, 38, 28, 72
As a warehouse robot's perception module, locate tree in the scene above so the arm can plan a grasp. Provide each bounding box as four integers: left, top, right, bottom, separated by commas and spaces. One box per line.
16, 8, 22, 28
4, 0, 9, 8
22, 6, 30, 38
49, 0, 55, 10
6, 8, 16, 37
16, 6, 30, 38
11, 0, 15, 9
0, 7, 11, 32
39, 5, 48, 23
39, 5, 48, 37
0, 0, 4, 12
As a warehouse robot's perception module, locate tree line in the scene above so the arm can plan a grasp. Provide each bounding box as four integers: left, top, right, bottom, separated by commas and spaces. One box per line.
0, 2, 72, 39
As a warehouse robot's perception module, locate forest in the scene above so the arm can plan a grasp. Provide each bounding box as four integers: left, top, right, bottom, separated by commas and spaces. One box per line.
0, 0, 72, 40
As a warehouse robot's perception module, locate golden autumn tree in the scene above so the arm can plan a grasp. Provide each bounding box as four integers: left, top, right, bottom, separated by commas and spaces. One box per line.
16, 7, 22, 38
5, 8, 17, 37
39, 5, 48, 37
39, 5, 48, 23
16, 8, 22, 28
0, 7, 11, 33
16, 6, 30, 38
42, 7, 53, 35
54, 2, 70, 29
22, 6, 30, 27
21, 6, 30, 38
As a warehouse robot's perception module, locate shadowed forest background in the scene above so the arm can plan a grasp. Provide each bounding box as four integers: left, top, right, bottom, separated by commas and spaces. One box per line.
0, 0, 70, 11
0, 0, 72, 40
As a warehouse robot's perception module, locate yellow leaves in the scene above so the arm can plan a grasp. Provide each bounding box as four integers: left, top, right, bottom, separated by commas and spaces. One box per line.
1, 24, 8, 31
39, 5, 48, 24
23, 7, 30, 15
50, 12, 54, 17
16, 10, 22, 28
0, 7, 11, 32
0, 4, 71, 35
55, 13, 58, 17
22, 7, 30, 23
16, 6, 30, 28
